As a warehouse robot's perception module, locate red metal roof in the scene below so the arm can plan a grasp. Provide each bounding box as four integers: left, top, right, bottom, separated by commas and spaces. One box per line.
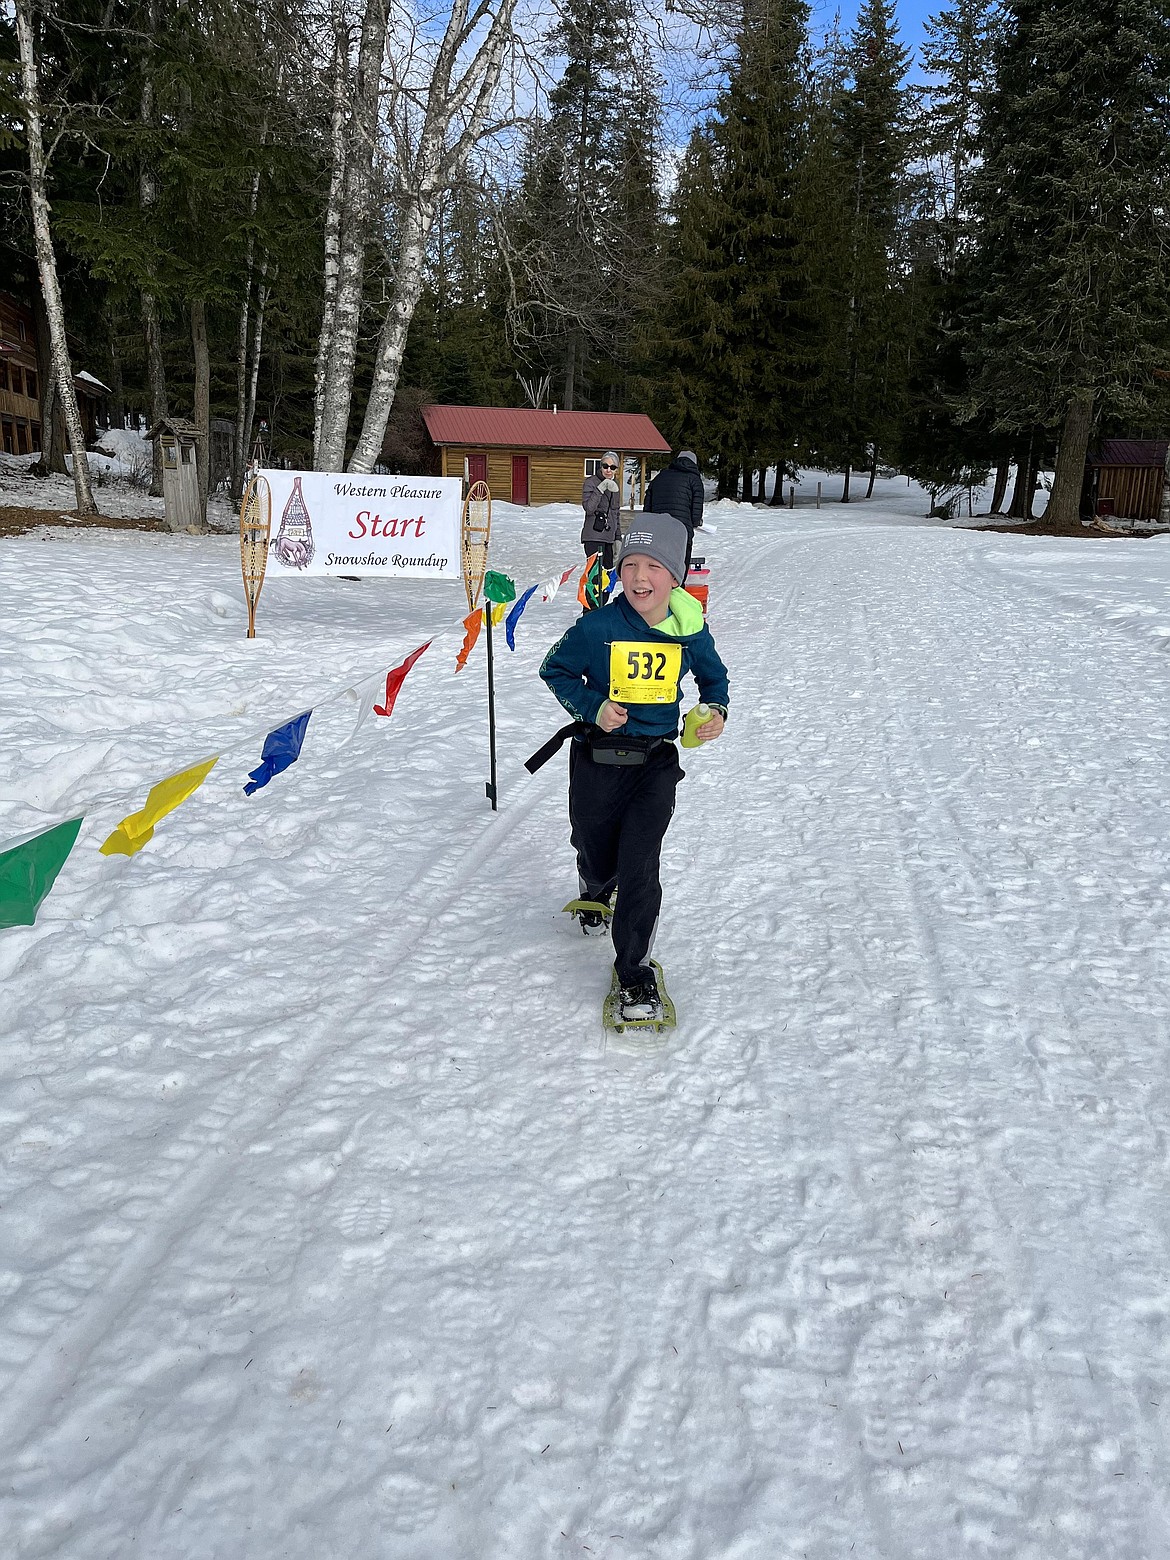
422, 404, 670, 454
1089, 439, 1168, 468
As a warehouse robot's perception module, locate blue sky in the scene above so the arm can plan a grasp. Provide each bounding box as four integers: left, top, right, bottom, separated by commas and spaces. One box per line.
812, 0, 938, 68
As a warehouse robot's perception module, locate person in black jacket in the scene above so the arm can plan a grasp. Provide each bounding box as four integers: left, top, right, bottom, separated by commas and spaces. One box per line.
644, 450, 704, 573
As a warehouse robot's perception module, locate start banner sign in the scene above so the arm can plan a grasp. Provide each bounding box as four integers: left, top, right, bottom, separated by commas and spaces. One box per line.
259, 470, 463, 579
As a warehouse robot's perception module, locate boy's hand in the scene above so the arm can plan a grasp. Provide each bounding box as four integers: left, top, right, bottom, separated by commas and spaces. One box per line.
696, 711, 724, 742
597, 700, 628, 732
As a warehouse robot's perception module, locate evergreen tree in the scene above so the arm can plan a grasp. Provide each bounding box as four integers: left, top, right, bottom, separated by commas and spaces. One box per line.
917, 0, 994, 278
594, 38, 664, 412
656, 0, 817, 492
655, 125, 727, 465
792, 29, 853, 481
503, 0, 660, 409
400, 178, 520, 410
832, 0, 912, 497
896, 0, 998, 510
967, 0, 1170, 531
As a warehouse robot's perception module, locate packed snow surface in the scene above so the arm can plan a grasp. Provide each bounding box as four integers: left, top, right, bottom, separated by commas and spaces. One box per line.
2, 485, 1170, 1558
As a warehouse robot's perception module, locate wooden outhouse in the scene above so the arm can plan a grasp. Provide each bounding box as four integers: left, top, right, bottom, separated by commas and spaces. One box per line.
1087, 439, 1170, 525
150, 416, 203, 531
421, 405, 671, 507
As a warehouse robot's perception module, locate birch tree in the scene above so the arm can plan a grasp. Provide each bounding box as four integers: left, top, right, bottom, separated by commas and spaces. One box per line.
345, 0, 520, 473
139, 0, 169, 497
311, 2, 353, 465
14, 0, 97, 516
315, 0, 392, 471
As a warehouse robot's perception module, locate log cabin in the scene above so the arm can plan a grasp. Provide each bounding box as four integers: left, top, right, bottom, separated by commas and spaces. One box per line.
0, 292, 110, 455
421, 405, 672, 507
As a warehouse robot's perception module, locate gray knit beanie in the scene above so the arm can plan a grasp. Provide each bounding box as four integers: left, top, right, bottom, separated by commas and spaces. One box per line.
618, 514, 689, 586
678, 449, 699, 467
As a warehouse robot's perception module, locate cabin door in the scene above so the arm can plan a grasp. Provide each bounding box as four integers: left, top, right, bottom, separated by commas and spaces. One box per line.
467, 452, 488, 488
511, 455, 529, 505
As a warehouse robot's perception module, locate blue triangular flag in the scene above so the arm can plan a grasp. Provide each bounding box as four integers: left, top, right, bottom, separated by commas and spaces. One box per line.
243, 710, 312, 796
505, 584, 539, 650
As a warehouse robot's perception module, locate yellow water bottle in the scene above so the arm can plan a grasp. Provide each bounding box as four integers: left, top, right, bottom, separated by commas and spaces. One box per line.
681, 703, 713, 748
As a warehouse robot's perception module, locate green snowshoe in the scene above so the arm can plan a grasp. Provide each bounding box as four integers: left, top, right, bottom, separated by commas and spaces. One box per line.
602, 961, 676, 1035
563, 898, 613, 937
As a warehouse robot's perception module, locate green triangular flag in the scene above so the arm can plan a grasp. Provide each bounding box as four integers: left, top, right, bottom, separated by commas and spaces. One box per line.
0, 817, 84, 929
483, 570, 516, 605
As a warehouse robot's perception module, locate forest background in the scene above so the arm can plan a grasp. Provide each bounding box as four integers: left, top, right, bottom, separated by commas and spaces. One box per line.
2, 0, 1169, 533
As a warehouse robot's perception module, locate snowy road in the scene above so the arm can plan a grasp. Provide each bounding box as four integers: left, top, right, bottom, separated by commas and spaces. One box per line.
3, 489, 1170, 1557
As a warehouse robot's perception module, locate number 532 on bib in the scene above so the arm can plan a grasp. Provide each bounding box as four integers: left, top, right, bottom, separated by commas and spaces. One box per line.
609, 640, 682, 705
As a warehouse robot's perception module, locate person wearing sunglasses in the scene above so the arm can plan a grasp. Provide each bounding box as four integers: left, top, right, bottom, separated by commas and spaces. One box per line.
580, 451, 623, 610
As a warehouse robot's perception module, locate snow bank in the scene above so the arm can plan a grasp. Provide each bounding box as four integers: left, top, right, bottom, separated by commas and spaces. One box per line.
95, 426, 152, 475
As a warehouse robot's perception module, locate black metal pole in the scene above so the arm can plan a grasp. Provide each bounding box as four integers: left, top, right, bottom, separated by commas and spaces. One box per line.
484, 607, 498, 810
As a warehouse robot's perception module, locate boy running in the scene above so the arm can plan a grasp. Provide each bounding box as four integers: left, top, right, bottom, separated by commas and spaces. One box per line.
536, 515, 729, 1022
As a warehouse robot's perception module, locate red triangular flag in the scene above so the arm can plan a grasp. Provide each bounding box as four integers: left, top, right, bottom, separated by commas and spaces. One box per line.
373, 641, 431, 718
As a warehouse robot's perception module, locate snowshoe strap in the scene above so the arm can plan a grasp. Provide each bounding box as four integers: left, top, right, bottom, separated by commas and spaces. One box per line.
524, 721, 589, 774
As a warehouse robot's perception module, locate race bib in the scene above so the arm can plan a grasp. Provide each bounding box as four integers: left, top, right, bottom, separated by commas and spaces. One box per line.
609, 641, 682, 705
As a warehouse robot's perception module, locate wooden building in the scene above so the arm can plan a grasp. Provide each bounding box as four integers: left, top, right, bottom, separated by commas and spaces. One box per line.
421, 405, 671, 507
0, 294, 42, 456
150, 416, 203, 531
0, 292, 110, 454
1087, 439, 1170, 525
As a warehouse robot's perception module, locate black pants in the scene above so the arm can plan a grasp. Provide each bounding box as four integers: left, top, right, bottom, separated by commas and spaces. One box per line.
569, 741, 683, 986
683, 524, 696, 576
582, 540, 616, 567
581, 541, 615, 612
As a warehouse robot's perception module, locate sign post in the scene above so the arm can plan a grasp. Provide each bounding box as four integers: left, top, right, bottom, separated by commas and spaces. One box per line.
239, 472, 271, 638
481, 570, 517, 813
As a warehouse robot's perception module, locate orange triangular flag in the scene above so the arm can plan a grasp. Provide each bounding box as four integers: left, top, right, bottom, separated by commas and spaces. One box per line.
454, 609, 483, 672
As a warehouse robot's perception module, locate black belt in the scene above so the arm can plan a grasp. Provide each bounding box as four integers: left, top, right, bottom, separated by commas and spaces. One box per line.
525, 722, 665, 773
525, 722, 587, 774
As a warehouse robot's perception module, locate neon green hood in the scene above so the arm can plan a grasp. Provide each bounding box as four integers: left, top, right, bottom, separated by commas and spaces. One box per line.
655, 588, 705, 638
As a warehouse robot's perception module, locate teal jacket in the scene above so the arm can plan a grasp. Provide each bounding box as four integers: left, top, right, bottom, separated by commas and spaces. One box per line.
540, 589, 730, 739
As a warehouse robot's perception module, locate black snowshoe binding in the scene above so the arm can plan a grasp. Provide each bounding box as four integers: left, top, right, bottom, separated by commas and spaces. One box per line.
563, 898, 613, 937
619, 972, 663, 1022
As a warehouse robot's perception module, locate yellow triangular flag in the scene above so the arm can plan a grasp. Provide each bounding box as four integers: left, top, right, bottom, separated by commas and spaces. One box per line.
490, 602, 507, 625
100, 756, 219, 857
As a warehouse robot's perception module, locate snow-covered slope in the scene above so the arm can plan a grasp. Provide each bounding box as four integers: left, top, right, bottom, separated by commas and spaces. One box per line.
0, 444, 234, 526
2, 498, 1169, 1558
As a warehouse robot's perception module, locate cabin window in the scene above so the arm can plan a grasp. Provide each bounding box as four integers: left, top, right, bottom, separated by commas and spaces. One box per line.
0, 361, 8, 391
25, 369, 37, 401
585, 456, 627, 479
